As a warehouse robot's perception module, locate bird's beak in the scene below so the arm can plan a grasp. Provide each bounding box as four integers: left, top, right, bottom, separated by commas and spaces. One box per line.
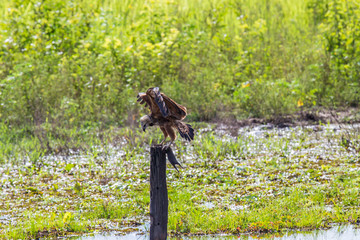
141, 122, 146, 132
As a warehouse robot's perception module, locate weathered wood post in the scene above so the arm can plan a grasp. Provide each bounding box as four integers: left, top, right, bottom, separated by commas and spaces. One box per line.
150, 145, 168, 240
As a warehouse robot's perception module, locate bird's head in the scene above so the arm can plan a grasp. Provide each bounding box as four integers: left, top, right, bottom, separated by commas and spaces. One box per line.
140, 115, 153, 132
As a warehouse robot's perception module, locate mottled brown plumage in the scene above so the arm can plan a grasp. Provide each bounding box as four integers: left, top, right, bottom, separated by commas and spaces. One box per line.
137, 87, 194, 148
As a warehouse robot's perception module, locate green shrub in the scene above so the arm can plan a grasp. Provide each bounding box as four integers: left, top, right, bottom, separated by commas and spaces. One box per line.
0, 0, 359, 129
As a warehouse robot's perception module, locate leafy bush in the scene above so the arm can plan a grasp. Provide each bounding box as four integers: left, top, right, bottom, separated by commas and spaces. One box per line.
0, 0, 359, 130
318, 0, 360, 106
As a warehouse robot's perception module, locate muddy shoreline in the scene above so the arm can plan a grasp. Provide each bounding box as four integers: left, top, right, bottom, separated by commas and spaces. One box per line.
211, 108, 360, 133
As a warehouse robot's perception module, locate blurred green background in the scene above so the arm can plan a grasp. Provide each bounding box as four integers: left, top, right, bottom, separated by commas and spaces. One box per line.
0, 0, 359, 128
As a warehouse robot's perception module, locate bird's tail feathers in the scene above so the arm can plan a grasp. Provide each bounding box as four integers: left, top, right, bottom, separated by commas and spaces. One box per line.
176, 121, 194, 142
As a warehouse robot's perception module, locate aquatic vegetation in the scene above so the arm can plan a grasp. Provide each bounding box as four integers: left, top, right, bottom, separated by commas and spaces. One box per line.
0, 123, 359, 238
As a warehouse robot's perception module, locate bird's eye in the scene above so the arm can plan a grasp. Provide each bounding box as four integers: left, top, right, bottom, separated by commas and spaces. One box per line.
149, 123, 154, 126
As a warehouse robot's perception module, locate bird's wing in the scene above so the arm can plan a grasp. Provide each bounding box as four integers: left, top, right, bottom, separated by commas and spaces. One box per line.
161, 93, 187, 120
139, 87, 187, 120
137, 91, 162, 117
147, 87, 170, 117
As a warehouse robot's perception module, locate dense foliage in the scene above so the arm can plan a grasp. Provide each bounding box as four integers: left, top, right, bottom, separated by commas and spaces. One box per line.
0, 0, 359, 128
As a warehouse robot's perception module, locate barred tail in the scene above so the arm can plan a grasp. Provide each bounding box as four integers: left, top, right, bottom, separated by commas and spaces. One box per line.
176, 122, 194, 142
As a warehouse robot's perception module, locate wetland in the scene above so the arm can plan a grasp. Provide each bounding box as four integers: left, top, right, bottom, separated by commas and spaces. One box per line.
0, 122, 360, 239
2, 0, 360, 238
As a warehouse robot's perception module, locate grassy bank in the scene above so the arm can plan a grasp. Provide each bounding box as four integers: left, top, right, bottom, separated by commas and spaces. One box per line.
0, 0, 359, 129
1, 123, 359, 238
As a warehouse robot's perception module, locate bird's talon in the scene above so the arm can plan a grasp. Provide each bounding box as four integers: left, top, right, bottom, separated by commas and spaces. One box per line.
162, 142, 172, 151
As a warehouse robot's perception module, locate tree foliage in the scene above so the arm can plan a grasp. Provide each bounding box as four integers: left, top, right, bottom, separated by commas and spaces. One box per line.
0, 0, 359, 129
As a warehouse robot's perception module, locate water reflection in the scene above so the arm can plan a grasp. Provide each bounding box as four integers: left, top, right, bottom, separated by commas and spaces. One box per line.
73, 225, 360, 240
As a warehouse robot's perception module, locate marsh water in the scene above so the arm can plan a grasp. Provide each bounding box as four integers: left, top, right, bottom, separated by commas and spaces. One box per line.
71, 124, 359, 239
1, 123, 360, 238
72, 225, 360, 240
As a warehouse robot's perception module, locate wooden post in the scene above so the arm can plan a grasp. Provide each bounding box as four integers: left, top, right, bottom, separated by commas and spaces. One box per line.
150, 145, 168, 240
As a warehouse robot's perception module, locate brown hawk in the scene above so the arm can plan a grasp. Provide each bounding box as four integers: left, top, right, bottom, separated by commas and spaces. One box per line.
137, 87, 194, 149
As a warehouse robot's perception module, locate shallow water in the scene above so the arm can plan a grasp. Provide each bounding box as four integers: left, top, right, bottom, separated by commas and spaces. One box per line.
73, 225, 360, 240
1, 124, 360, 238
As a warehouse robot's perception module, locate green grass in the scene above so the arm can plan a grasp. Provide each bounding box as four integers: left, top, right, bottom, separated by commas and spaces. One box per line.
0, 123, 359, 238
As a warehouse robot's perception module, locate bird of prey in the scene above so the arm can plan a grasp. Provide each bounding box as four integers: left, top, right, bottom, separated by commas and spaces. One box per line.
137, 87, 194, 150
